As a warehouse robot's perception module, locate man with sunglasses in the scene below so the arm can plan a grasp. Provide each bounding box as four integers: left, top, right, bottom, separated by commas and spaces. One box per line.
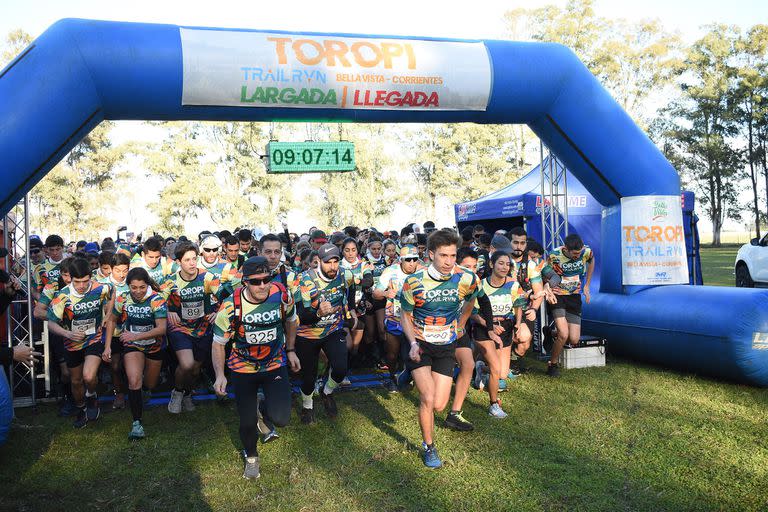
198, 235, 231, 304
373, 244, 421, 392
294, 243, 357, 424
165, 242, 223, 414
213, 256, 300, 480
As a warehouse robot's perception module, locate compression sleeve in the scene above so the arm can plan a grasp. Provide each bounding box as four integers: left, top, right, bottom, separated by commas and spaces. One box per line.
296, 301, 321, 325
477, 293, 494, 328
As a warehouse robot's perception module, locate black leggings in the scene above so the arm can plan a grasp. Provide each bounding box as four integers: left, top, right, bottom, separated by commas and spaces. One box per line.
231, 366, 291, 457
295, 331, 348, 396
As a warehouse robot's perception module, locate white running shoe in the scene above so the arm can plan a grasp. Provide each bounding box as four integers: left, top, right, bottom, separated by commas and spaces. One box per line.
168, 389, 184, 414
182, 393, 196, 412
488, 402, 508, 419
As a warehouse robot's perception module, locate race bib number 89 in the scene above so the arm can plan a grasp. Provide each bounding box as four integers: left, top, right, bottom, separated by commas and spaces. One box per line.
245, 327, 278, 345
181, 301, 204, 321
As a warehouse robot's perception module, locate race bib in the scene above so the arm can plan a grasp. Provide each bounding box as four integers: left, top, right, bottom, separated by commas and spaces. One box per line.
129, 324, 154, 333
354, 290, 363, 305
181, 300, 204, 321
245, 327, 278, 345
423, 323, 453, 345
72, 318, 96, 336
316, 314, 336, 327
560, 275, 580, 292
392, 301, 401, 318
490, 295, 513, 317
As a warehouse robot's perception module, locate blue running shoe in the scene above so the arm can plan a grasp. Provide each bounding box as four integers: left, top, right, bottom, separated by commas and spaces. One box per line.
421, 442, 443, 469
498, 379, 508, 392
507, 369, 519, 380
396, 368, 412, 390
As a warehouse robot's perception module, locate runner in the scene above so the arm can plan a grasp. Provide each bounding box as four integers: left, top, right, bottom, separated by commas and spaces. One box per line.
32, 234, 65, 301
373, 244, 420, 392
470, 251, 525, 419
165, 242, 222, 413
294, 244, 356, 423
212, 256, 301, 480
382, 239, 399, 267
362, 235, 388, 365
94, 252, 131, 409
130, 236, 168, 289
33, 257, 76, 416
544, 233, 595, 377
340, 237, 373, 362
309, 229, 328, 251
105, 267, 167, 439
237, 229, 253, 256
400, 229, 499, 468
93, 251, 113, 282
47, 257, 115, 428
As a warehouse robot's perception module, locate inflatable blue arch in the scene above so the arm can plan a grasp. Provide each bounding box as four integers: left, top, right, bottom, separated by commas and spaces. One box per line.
1, 19, 768, 386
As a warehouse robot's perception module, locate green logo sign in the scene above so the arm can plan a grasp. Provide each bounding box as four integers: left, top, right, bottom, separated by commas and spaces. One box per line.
266, 141, 355, 174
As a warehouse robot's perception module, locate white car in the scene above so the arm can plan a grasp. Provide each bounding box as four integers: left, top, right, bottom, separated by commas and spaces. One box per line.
735, 234, 768, 287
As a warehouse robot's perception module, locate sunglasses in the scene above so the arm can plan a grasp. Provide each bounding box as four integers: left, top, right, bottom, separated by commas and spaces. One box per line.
243, 276, 272, 286
202, 247, 219, 253
402, 257, 419, 262
30, 249, 41, 254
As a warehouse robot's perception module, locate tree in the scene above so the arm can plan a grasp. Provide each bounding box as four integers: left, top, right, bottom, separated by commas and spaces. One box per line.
732, 25, 768, 238
1, 29, 32, 67
652, 25, 744, 246
505, 0, 682, 126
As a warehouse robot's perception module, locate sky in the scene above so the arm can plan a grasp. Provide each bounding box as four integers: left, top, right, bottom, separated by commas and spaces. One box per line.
3, 0, 766, 238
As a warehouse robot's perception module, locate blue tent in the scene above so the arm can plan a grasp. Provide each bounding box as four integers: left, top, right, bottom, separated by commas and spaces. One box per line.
455, 156, 703, 285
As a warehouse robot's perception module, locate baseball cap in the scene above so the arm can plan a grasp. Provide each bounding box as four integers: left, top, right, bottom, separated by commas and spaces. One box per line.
200, 235, 222, 250
29, 237, 44, 249
84, 242, 99, 254
318, 243, 340, 262
241, 256, 270, 277
490, 234, 512, 253
310, 229, 328, 243
399, 245, 419, 260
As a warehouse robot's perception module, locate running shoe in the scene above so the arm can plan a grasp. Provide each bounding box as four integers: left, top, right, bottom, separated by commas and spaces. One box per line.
168, 389, 184, 414
73, 407, 88, 429
261, 429, 280, 444
384, 378, 398, 393
444, 410, 474, 432
547, 363, 561, 378
112, 393, 126, 410
498, 379, 508, 392
395, 368, 412, 390
488, 402, 508, 419
242, 451, 260, 480
507, 369, 519, 380
128, 420, 145, 440
421, 442, 443, 469
320, 390, 338, 418
341, 376, 352, 386
300, 406, 315, 424
473, 361, 487, 390
182, 393, 196, 412
86, 395, 100, 422
58, 398, 78, 417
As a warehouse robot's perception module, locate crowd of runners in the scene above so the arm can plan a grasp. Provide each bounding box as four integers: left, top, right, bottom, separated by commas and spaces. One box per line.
24, 221, 594, 477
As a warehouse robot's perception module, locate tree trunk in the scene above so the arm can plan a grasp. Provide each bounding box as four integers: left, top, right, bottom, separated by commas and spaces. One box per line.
748, 117, 760, 238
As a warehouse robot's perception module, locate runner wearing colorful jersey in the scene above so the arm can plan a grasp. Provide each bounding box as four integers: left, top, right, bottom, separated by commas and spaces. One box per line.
471, 251, 526, 418
544, 234, 595, 377
34, 257, 76, 416
294, 244, 357, 424
363, 236, 388, 364
47, 257, 115, 428
93, 251, 113, 282
340, 237, 373, 360
130, 237, 169, 293
212, 257, 300, 480
165, 242, 222, 413
105, 267, 167, 439
382, 239, 398, 267
260, 234, 298, 295
400, 229, 499, 468
373, 244, 420, 392
32, 234, 65, 301
198, 235, 231, 305
99, 253, 131, 410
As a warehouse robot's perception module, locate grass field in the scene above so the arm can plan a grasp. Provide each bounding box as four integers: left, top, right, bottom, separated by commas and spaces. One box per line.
1, 246, 765, 512
699, 245, 739, 287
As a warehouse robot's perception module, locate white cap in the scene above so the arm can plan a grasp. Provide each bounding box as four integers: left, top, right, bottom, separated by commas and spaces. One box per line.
200, 235, 222, 250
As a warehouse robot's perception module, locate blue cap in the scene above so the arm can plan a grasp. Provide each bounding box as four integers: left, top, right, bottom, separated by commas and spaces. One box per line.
84, 242, 99, 254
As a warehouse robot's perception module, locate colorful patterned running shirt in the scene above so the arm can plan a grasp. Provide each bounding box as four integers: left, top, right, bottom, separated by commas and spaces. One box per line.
165, 270, 221, 338
341, 258, 372, 305
475, 276, 523, 321
376, 263, 418, 324
546, 246, 594, 295
131, 257, 169, 292
213, 284, 297, 373
400, 265, 481, 345
295, 268, 355, 340
112, 291, 167, 349
33, 259, 62, 294
364, 255, 388, 287
48, 282, 114, 351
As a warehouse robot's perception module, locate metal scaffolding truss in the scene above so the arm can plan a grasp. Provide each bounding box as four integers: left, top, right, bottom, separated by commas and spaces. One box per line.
3, 195, 39, 408
539, 142, 569, 252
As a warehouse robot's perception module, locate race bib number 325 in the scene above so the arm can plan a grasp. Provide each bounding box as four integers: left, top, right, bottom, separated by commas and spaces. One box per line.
245, 327, 278, 345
